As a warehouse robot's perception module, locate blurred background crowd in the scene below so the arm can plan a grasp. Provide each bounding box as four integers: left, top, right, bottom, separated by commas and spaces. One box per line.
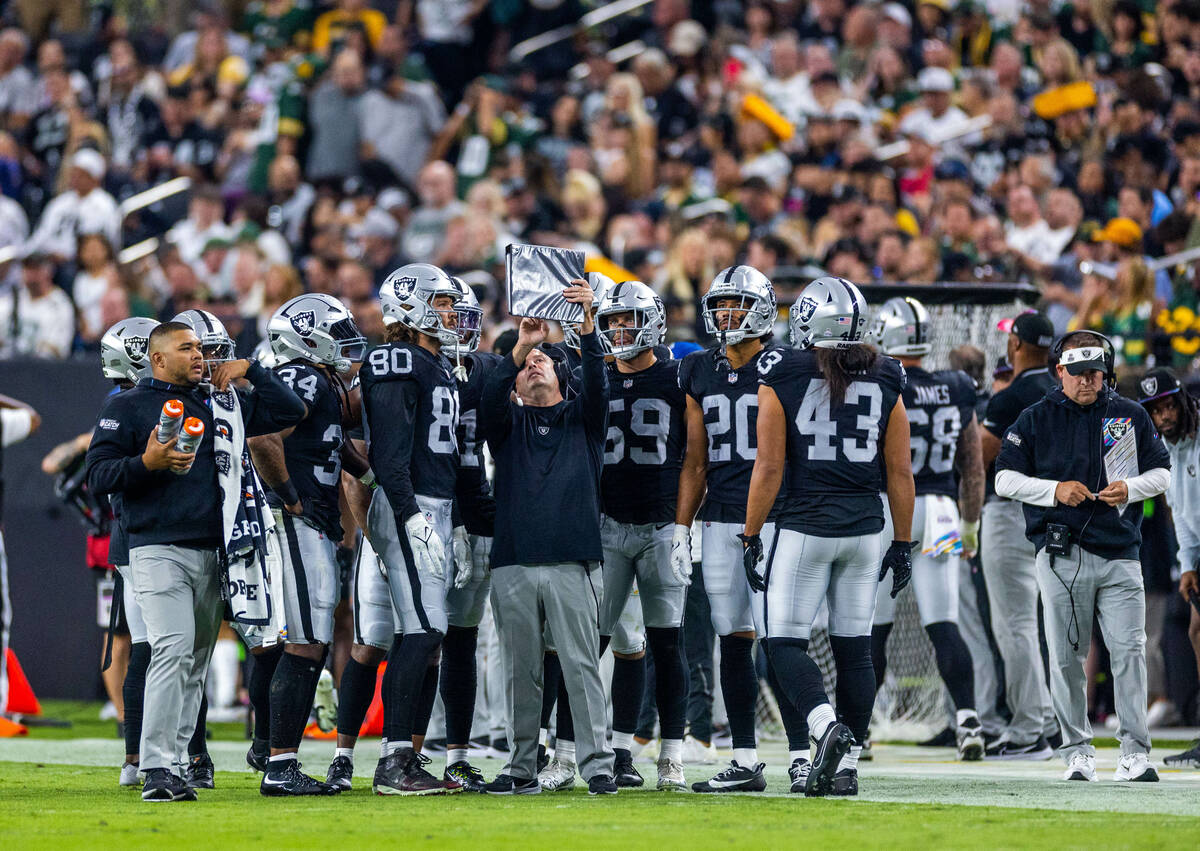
0, 0, 1198, 372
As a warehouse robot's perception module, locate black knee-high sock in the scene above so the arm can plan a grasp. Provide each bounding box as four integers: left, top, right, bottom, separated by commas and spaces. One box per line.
440, 626, 478, 745
269, 651, 324, 751
766, 637, 828, 724
925, 621, 976, 712
541, 653, 561, 729
383, 632, 442, 744
381, 634, 404, 741
250, 644, 284, 742
188, 694, 208, 756
830, 635, 875, 745
413, 662, 440, 738
337, 656, 379, 742
555, 675, 575, 743
123, 641, 149, 757
871, 623, 892, 694
764, 647, 809, 751
719, 635, 759, 750
646, 627, 686, 740
611, 655, 646, 736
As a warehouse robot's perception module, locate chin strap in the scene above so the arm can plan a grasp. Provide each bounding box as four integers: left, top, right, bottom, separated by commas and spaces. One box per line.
716, 330, 732, 372
452, 340, 467, 382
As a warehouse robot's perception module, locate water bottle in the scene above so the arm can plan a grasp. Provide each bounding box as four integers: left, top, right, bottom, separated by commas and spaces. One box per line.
176, 417, 205, 455
157, 399, 184, 443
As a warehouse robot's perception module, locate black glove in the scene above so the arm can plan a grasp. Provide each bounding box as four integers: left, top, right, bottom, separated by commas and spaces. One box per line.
738, 533, 766, 592
879, 540, 917, 598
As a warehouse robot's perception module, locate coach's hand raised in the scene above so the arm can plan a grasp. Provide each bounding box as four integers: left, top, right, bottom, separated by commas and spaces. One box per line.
563, 279, 594, 334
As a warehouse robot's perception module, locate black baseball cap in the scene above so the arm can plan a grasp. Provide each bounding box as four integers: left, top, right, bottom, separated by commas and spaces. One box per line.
997, 311, 1054, 348
1138, 367, 1182, 404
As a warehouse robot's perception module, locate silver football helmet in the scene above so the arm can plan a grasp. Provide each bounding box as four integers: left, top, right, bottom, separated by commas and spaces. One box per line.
702, 266, 778, 345
871, 296, 931, 357
563, 272, 615, 349
172, 309, 236, 369
595, 281, 666, 360
788, 276, 869, 350
379, 263, 461, 346
451, 276, 483, 354
268, 293, 366, 373
100, 317, 160, 384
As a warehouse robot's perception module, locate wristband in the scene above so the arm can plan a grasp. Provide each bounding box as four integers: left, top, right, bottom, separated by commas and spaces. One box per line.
359, 470, 377, 488
276, 479, 300, 506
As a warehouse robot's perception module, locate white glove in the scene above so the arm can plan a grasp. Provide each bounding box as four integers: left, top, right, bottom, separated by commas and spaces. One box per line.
452, 526, 472, 589
404, 513, 445, 581
670, 524, 693, 586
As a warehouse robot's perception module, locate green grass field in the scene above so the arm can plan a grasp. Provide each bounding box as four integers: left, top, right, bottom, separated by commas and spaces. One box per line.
2, 702, 1198, 849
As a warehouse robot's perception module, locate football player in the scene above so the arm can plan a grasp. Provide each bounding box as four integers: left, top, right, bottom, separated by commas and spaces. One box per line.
246, 293, 366, 795
676, 266, 802, 793
590, 281, 689, 791
747, 277, 915, 797
869, 297, 986, 761
360, 263, 465, 796
440, 277, 500, 791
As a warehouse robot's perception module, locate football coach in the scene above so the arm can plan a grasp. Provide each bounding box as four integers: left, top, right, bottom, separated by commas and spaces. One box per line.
995, 330, 1169, 783
478, 281, 617, 796
87, 321, 305, 801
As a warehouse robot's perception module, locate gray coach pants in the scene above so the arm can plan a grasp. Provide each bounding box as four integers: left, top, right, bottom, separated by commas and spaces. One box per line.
957, 555, 1004, 738
1035, 548, 1151, 761
981, 499, 1056, 743
129, 545, 224, 773
490, 562, 614, 781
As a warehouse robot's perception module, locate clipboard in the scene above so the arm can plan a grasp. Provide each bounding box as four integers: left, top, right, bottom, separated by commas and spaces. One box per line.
505, 244, 586, 322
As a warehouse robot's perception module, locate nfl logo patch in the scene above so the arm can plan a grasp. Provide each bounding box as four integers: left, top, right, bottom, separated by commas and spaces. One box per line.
624, 379, 634, 389
537, 425, 550, 435
727, 372, 739, 384
289, 310, 316, 337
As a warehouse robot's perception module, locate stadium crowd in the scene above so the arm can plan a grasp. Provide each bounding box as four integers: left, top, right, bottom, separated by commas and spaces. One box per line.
2, 0, 1200, 796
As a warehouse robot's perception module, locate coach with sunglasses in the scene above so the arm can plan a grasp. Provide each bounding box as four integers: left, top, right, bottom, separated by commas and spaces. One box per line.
994, 330, 1169, 784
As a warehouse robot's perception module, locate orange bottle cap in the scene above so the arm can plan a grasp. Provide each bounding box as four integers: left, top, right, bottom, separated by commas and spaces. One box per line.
183, 418, 205, 435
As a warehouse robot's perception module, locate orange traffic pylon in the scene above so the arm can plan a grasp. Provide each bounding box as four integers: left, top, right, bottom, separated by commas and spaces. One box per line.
4, 649, 41, 716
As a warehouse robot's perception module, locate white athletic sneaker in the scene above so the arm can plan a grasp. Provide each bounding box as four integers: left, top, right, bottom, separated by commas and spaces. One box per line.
1114, 753, 1158, 782
313, 669, 338, 733
956, 717, 985, 761
99, 701, 118, 721
656, 758, 686, 790
1062, 753, 1096, 781
681, 735, 719, 765
537, 758, 577, 791
119, 762, 141, 787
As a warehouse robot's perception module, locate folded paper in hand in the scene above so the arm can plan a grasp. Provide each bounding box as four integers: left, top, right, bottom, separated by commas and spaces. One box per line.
506, 244, 586, 322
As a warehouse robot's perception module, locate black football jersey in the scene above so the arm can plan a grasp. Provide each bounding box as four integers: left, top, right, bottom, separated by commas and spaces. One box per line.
361, 342, 459, 513
679, 345, 783, 523
903, 366, 977, 499
601, 357, 687, 523
271, 361, 347, 540
757, 348, 906, 537
456, 351, 501, 535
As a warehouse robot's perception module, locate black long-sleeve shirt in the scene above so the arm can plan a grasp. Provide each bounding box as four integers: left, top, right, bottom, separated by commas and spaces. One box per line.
481, 330, 609, 568
87, 363, 306, 550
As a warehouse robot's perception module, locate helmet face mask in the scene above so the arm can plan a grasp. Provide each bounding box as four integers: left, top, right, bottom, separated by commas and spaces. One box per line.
788, 276, 869, 350
380, 263, 462, 347
703, 266, 777, 345
451, 276, 483, 354
268, 294, 367, 373
870, 296, 932, 357
595, 281, 666, 360
101, 317, 160, 384
172, 309, 236, 378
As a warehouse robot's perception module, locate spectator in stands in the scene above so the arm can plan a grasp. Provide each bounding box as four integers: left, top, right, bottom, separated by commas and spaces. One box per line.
0, 29, 35, 132
305, 47, 363, 186
401, 160, 464, 264
0, 252, 75, 358
358, 65, 445, 189
312, 0, 386, 56
73, 233, 121, 345
27, 149, 120, 264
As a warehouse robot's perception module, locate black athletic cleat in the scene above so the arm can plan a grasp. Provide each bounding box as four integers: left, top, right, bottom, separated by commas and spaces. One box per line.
482, 773, 540, 795
956, 717, 985, 761
141, 768, 197, 802
588, 775, 618, 795
691, 760, 767, 793
1163, 739, 1200, 768
918, 726, 955, 747
537, 743, 550, 773
374, 748, 462, 796
261, 759, 340, 796
246, 738, 270, 772
984, 736, 1053, 761
805, 723, 853, 798
185, 752, 215, 789
445, 760, 487, 792
788, 758, 812, 794
613, 749, 644, 788
326, 755, 354, 791
831, 768, 858, 796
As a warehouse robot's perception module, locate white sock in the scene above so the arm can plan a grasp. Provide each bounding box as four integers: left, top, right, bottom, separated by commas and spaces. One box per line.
335, 748, 354, 761
555, 739, 575, 763
380, 738, 389, 758
807, 704, 837, 741
733, 747, 757, 767
209, 639, 240, 708
660, 739, 682, 762
386, 739, 412, 757
957, 709, 980, 727
789, 749, 809, 764
268, 752, 295, 764
539, 728, 549, 748
612, 731, 634, 752
447, 748, 468, 766
839, 745, 861, 772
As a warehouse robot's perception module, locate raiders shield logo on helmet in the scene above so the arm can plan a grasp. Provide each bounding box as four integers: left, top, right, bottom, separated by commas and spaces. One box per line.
393, 275, 417, 299
124, 336, 148, 361
289, 310, 316, 337
796, 295, 819, 323
1141, 376, 1157, 398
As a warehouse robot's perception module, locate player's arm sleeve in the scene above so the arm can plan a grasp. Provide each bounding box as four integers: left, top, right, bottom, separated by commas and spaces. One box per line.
993, 412, 1057, 506
240, 361, 309, 436
579, 328, 609, 443
479, 353, 519, 445
85, 401, 157, 495
365, 378, 421, 521
1171, 486, 1200, 574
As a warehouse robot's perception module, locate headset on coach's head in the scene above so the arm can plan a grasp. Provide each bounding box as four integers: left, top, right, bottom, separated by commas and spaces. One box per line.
1050, 330, 1117, 386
